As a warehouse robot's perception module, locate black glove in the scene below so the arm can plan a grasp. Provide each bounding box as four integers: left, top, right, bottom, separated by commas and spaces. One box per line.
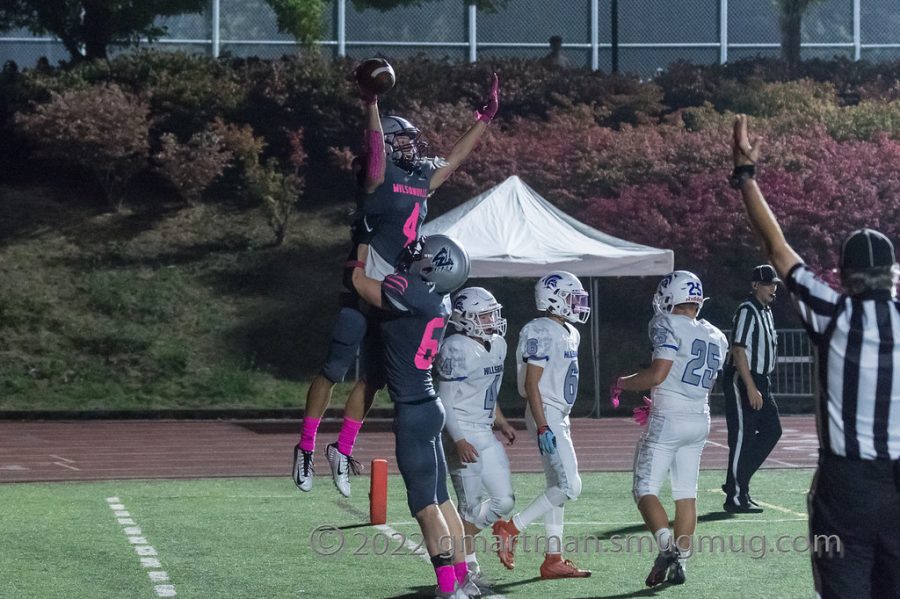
395, 236, 425, 273
350, 214, 379, 246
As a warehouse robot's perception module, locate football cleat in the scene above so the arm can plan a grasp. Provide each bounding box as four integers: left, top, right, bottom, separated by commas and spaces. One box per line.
491, 520, 518, 570
539, 554, 591, 579
292, 445, 314, 492
459, 572, 482, 597
667, 557, 686, 585
325, 442, 361, 498
465, 570, 494, 593
433, 585, 470, 599
645, 550, 677, 587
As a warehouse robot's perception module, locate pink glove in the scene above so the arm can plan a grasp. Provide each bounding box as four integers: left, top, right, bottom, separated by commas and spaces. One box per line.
633, 396, 653, 426
475, 73, 499, 123
609, 377, 624, 409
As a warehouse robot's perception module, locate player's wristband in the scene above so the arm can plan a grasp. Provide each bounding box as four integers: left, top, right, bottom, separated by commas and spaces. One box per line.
729, 164, 756, 189
537, 425, 550, 434
345, 260, 366, 270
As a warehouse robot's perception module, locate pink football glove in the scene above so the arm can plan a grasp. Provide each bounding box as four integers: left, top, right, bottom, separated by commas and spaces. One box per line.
633, 396, 653, 426
609, 377, 624, 408
475, 73, 499, 123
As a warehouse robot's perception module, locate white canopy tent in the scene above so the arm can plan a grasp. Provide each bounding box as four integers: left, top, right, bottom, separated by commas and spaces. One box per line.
422, 175, 674, 416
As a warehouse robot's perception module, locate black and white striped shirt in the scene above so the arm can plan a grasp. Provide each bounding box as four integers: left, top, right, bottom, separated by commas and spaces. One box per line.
728, 296, 778, 376
787, 263, 900, 460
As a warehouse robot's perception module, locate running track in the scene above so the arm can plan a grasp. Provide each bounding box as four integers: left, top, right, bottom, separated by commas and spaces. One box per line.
0, 416, 820, 483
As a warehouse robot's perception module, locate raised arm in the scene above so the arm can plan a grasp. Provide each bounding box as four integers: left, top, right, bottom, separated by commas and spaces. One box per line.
429, 73, 500, 191
358, 79, 386, 194
731, 115, 802, 280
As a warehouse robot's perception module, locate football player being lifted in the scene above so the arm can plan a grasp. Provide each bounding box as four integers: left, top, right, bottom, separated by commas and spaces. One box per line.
292, 70, 501, 498
435, 287, 517, 594
611, 271, 728, 587
493, 271, 593, 580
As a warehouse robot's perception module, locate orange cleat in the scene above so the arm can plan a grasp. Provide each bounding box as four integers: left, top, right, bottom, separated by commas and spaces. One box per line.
539, 554, 592, 579
491, 519, 518, 570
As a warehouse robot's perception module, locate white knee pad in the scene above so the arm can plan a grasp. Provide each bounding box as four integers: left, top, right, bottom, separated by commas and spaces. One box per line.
564, 472, 583, 500
494, 493, 515, 517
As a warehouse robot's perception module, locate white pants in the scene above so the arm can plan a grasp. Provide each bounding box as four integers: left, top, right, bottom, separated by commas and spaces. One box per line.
444, 425, 515, 530
632, 411, 709, 502
525, 403, 583, 501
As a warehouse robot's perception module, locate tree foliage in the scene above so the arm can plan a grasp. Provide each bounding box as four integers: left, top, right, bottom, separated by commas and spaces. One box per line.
0, 0, 206, 61
351, 0, 508, 12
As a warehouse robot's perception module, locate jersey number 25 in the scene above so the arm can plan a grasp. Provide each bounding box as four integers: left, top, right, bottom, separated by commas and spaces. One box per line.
681, 339, 720, 390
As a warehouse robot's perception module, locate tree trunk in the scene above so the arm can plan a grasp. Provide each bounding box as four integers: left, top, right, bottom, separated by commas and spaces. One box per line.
81, 4, 112, 60
780, 6, 802, 76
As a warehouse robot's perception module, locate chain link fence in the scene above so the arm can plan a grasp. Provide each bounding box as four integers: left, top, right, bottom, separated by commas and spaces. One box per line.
1, 0, 899, 74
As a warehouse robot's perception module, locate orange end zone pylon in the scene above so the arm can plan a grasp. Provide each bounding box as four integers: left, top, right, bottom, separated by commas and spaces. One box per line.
369, 458, 388, 525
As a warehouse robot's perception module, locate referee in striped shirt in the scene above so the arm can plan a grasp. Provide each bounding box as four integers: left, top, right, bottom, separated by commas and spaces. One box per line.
722, 265, 783, 513
731, 115, 900, 599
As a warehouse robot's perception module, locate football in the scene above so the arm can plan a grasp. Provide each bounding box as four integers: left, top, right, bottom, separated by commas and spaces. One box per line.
355, 58, 396, 96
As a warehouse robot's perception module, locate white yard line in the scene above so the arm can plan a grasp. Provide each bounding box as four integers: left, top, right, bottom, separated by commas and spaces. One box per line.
106, 496, 176, 597
705, 439, 799, 467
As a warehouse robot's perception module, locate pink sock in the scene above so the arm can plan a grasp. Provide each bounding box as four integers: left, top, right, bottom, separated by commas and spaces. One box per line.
453, 561, 468, 584
299, 417, 321, 452
435, 565, 456, 593
336, 417, 363, 456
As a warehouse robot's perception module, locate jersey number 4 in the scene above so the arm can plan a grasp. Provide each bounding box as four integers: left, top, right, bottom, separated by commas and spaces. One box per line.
681, 339, 721, 389
483, 374, 501, 412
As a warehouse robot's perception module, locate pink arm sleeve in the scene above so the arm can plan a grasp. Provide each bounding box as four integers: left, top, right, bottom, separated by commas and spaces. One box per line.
364, 129, 385, 183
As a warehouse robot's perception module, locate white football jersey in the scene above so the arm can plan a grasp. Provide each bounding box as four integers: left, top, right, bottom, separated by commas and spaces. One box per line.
649, 313, 729, 414
516, 317, 581, 415
436, 334, 507, 427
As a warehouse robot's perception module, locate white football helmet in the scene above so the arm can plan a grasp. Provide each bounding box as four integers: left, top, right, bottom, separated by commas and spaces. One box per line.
535, 271, 590, 324
653, 270, 706, 315
450, 287, 507, 340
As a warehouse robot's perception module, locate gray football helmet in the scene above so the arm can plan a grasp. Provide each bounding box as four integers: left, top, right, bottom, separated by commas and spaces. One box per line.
409, 234, 470, 295
381, 115, 427, 170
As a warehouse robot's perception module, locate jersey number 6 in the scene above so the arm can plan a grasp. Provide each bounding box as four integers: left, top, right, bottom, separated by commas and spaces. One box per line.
415, 317, 445, 369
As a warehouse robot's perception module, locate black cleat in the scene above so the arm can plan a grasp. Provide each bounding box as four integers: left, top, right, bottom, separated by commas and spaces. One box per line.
667, 557, 686, 585
723, 499, 763, 514
646, 550, 677, 587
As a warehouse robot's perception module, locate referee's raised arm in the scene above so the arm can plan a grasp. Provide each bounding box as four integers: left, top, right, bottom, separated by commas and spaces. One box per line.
729, 114, 900, 599
730, 115, 802, 280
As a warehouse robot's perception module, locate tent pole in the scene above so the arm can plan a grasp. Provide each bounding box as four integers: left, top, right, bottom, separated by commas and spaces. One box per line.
590, 276, 601, 418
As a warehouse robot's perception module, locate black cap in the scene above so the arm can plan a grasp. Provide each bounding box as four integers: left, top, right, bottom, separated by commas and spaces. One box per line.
752, 264, 781, 284
840, 228, 896, 270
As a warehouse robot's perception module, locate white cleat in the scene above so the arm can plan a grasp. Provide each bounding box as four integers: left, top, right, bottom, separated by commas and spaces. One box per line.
460, 572, 483, 597
465, 570, 494, 594
434, 585, 471, 599
325, 442, 360, 498
292, 445, 314, 492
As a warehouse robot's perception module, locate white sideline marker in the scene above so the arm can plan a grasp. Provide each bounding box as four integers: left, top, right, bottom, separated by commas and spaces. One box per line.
107, 497, 176, 596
